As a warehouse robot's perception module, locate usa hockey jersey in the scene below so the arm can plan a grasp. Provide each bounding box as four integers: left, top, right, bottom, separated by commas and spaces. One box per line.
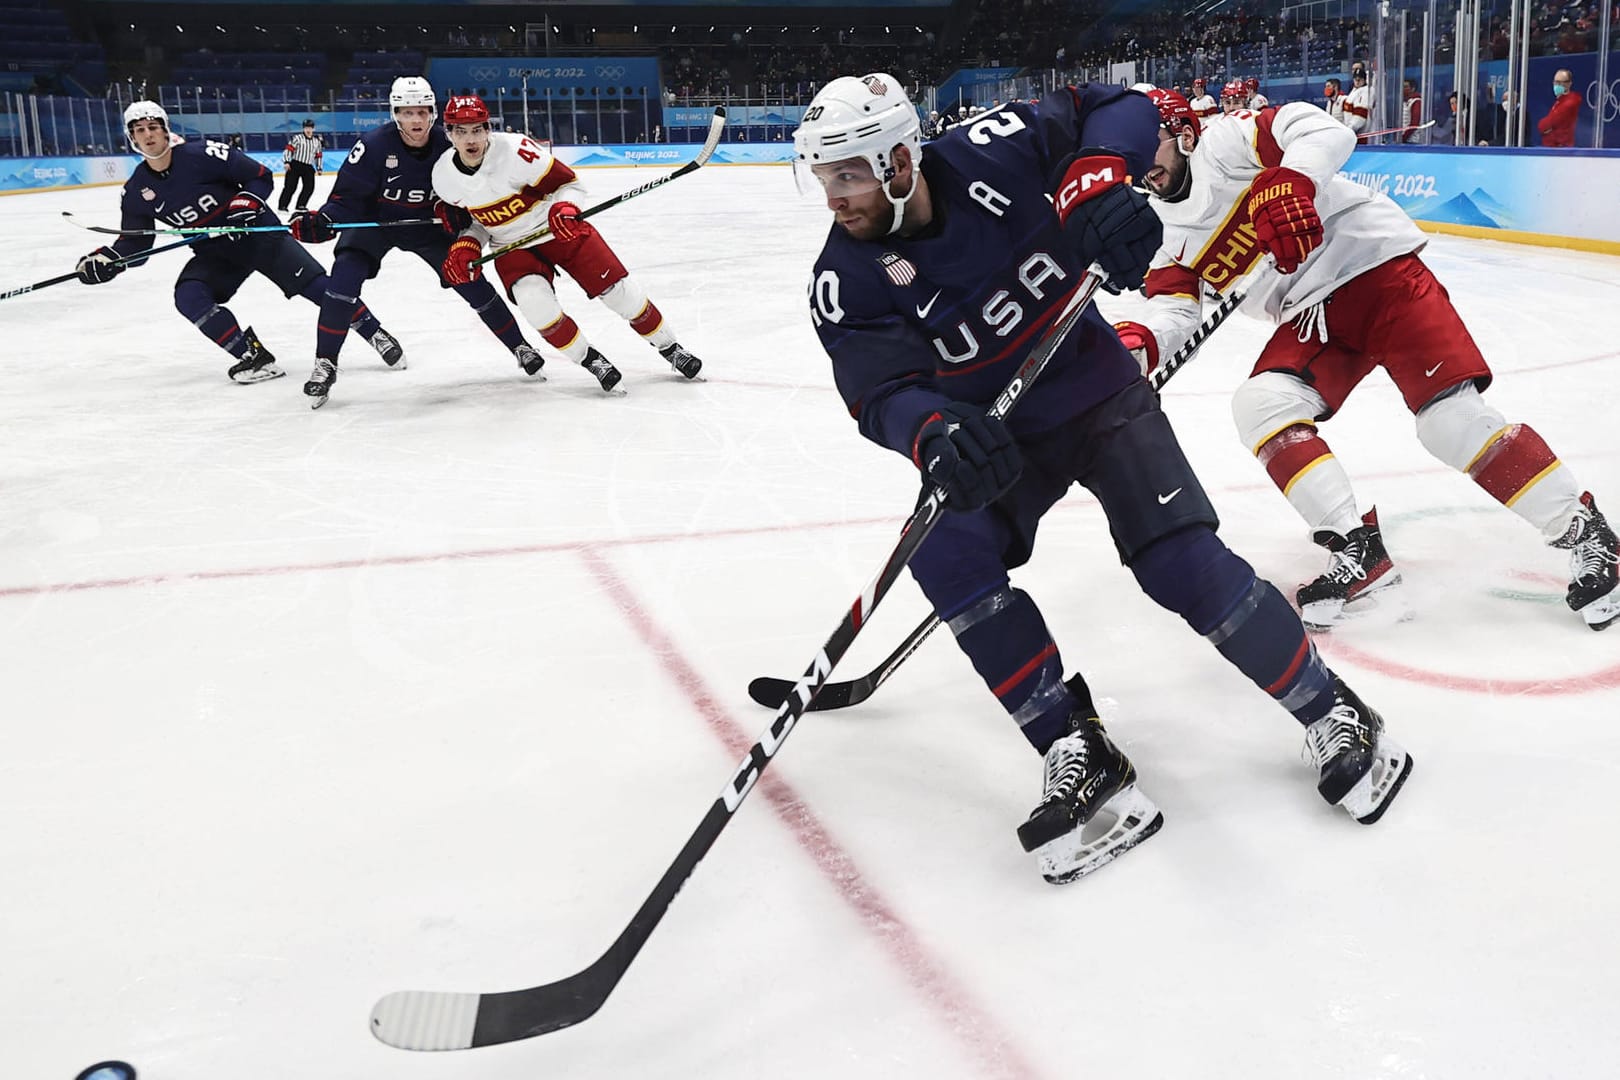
430, 131, 586, 247
1133, 104, 1426, 361
110, 139, 273, 261
809, 85, 1161, 455
321, 123, 447, 224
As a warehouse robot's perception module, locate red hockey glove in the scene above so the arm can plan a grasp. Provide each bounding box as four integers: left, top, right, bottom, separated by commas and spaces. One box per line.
1112, 321, 1160, 376
1050, 150, 1162, 292
1246, 167, 1322, 274
547, 200, 585, 243
76, 246, 124, 285
289, 210, 336, 244
433, 197, 472, 236
441, 236, 484, 286
912, 404, 1023, 511
224, 191, 271, 242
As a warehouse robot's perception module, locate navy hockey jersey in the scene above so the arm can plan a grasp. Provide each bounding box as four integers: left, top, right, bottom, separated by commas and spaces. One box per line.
320, 123, 446, 225
111, 140, 273, 262
809, 85, 1162, 455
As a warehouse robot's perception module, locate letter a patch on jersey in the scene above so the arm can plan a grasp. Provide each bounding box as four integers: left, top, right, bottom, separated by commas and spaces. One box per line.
879, 252, 917, 286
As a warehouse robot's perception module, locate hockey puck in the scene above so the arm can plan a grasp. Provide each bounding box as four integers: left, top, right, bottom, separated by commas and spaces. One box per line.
75, 1063, 136, 1080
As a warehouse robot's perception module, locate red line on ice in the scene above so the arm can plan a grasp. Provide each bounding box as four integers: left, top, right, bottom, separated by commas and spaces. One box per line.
579, 547, 1045, 1080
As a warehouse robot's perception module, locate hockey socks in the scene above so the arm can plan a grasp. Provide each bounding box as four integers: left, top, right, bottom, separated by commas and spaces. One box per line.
1132, 527, 1334, 727
944, 585, 1075, 753
176, 281, 249, 357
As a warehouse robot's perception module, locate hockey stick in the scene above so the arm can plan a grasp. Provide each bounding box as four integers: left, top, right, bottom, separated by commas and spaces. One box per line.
1360, 119, 1436, 140
472, 106, 728, 266
1, 235, 201, 302
61, 211, 436, 238
746, 275, 1255, 713
368, 268, 1106, 1052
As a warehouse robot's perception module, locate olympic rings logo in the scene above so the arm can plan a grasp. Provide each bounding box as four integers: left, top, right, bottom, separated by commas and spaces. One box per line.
1586, 77, 1620, 123
467, 65, 503, 82
595, 65, 626, 79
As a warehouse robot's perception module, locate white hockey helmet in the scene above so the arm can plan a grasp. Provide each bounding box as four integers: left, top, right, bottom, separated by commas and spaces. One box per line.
793, 72, 922, 236
123, 100, 171, 158
389, 76, 437, 120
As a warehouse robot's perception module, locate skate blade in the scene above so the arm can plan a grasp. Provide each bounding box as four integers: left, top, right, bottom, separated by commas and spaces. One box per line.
1338, 736, 1413, 824
308, 394, 330, 410
231, 364, 285, 384
1301, 576, 1410, 632
385, 356, 408, 370
1034, 785, 1164, 884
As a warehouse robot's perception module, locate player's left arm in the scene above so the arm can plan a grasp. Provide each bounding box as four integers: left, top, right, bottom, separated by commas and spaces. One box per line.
223, 144, 275, 205
1243, 104, 1349, 274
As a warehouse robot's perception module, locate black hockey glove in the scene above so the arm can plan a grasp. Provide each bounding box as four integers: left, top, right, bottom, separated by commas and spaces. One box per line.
289, 209, 336, 244
1050, 149, 1163, 292
75, 246, 124, 286
432, 197, 472, 236
224, 192, 273, 241
912, 404, 1023, 511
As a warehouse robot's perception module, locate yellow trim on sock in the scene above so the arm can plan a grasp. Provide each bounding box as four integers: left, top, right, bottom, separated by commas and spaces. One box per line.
1463, 425, 1511, 473
1282, 453, 1335, 496
1504, 460, 1563, 508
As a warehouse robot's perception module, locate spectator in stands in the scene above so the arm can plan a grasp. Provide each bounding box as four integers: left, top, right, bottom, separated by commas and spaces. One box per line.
1538, 68, 1580, 146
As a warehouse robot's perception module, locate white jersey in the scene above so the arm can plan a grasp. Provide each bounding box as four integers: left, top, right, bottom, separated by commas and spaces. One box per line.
1189, 93, 1219, 121
1135, 103, 1425, 356
1248, 93, 1270, 109
1323, 95, 1346, 124
1343, 83, 1373, 135
430, 131, 587, 248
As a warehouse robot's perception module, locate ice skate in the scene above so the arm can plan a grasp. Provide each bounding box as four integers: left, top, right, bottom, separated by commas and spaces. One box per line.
514, 343, 547, 378
659, 341, 703, 380
1017, 700, 1163, 884
1551, 492, 1620, 631
1297, 507, 1403, 630
303, 358, 337, 409
582, 347, 625, 395
226, 327, 284, 383
368, 327, 406, 369
1301, 677, 1412, 824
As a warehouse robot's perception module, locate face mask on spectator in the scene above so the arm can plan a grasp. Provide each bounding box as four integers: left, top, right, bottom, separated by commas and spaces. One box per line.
1552, 83, 1568, 96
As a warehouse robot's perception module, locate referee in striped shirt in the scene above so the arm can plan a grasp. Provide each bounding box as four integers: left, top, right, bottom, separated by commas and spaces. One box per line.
279, 119, 323, 211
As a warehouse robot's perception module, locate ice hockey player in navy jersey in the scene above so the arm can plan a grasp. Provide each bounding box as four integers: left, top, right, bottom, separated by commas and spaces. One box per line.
287, 77, 543, 408
794, 73, 1412, 885
74, 101, 401, 385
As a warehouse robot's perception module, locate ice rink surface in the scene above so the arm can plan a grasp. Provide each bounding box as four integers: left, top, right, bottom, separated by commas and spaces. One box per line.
3, 163, 1619, 1080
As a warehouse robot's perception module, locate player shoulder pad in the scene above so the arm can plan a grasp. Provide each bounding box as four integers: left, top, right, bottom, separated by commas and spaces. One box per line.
811, 228, 906, 323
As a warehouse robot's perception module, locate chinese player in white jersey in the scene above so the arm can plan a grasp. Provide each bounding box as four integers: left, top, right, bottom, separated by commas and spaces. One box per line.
1187, 78, 1218, 122
1114, 89, 1619, 631
429, 96, 703, 392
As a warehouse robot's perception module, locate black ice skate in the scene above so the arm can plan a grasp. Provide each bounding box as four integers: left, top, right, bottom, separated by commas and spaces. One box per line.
303, 358, 337, 409
659, 341, 703, 380
582, 348, 624, 394
226, 327, 284, 384
514, 344, 546, 378
1017, 688, 1163, 884
1297, 507, 1402, 630
1551, 491, 1620, 631
368, 327, 406, 369
1301, 677, 1412, 824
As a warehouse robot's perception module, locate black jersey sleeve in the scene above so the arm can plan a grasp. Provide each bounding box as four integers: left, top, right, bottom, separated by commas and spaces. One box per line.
111, 183, 157, 263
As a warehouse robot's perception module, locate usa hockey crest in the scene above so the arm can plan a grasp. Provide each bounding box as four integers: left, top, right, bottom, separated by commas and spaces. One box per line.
862, 75, 889, 96
879, 252, 916, 286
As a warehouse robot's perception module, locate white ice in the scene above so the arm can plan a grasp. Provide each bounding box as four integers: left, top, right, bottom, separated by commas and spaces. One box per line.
3, 165, 1618, 1080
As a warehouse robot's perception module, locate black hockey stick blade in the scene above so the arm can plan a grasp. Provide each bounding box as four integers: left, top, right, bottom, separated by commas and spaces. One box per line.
747, 611, 942, 711
370, 270, 1105, 1052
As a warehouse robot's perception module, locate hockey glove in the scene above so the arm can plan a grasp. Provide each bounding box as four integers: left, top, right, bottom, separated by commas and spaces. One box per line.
912, 404, 1023, 511
433, 197, 472, 236
1050, 149, 1163, 292
224, 192, 272, 241
75, 246, 124, 286
441, 236, 484, 286
289, 209, 336, 244
1246, 167, 1322, 274
547, 200, 586, 243
1113, 321, 1160, 377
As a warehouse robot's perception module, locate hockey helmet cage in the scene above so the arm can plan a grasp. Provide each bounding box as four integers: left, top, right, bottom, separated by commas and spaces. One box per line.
443, 94, 491, 128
